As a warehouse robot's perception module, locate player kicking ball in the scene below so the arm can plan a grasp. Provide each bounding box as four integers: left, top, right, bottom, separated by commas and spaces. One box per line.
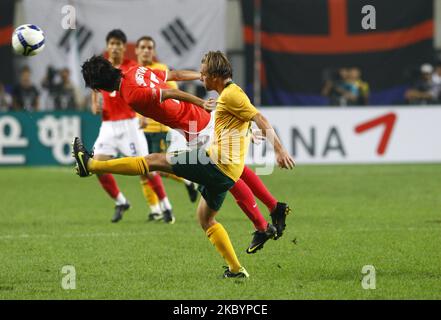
78, 52, 293, 254
74, 51, 294, 278
73, 51, 294, 278
80, 55, 291, 255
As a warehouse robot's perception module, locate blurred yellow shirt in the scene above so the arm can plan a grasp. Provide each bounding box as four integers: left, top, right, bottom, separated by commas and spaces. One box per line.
207, 82, 259, 182
140, 62, 177, 133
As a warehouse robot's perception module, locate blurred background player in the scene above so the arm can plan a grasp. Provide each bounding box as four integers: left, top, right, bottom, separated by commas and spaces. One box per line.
135, 36, 198, 220
405, 63, 438, 105
91, 29, 175, 223
41, 67, 84, 110
12, 66, 39, 111
0, 82, 12, 111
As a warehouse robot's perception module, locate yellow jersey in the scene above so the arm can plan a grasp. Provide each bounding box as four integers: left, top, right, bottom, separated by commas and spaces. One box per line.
141, 62, 177, 133
207, 82, 259, 182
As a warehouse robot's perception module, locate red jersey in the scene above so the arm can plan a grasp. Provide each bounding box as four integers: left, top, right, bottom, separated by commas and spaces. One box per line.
119, 65, 210, 137
101, 59, 138, 121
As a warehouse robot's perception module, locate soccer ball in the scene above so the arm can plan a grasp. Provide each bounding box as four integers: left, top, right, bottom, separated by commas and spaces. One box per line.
11, 24, 45, 56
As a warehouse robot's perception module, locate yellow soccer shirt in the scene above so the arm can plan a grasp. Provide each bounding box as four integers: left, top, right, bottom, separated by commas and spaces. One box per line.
141, 62, 177, 133
207, 82, 259, 182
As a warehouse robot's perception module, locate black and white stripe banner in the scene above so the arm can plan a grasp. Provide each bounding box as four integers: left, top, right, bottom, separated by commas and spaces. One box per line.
161, 18, 196, 56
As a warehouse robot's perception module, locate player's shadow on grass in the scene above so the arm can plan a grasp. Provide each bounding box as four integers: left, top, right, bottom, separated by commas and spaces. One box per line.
425, 220, 441, 224
302, 269, 362, 282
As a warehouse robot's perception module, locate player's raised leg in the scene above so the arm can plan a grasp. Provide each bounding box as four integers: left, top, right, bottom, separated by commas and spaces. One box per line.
229, 179, 277, 254
73, 137, 171, 177
240, 165, 292, 240
74, 141, 250, 277
73, 141, 179, 224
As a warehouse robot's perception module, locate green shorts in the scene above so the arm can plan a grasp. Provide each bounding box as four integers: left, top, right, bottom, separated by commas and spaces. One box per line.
145, 132, 169, 153
170, 148, 235, 211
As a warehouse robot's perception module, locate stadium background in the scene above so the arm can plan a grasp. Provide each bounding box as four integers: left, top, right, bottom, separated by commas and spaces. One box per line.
0, 0, 440, 166
0, 0, 440, 300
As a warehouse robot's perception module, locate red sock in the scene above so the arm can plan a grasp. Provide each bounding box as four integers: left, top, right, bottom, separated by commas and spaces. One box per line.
241, 166, 278, 213
97, 174, 120, 199
229, 179, 268, 231
148, 173, 167, 200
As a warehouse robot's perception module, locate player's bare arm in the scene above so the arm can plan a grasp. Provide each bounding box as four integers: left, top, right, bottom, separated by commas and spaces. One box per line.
91, 90, 102, 114
161, 88, 215, 110
138, 115, 149, 129
167, 70, 200, 82
252, 112, 295, 170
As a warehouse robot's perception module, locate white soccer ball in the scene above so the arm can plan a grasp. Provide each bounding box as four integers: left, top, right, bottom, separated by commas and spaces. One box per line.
11, 24, 45, 56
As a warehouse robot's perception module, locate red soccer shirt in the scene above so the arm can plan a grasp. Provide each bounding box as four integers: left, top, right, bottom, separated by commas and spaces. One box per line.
119, 65, 210, 138
101, 59, 138, 121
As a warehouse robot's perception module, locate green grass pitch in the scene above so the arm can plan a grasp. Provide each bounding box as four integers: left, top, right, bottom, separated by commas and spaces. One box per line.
0, 164, 440, 299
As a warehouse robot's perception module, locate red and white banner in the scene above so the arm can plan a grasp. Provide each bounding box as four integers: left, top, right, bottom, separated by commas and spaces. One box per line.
247, 107, 441, 164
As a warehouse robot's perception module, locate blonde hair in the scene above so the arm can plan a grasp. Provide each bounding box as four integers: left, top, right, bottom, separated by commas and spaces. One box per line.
201, 51, 232, 79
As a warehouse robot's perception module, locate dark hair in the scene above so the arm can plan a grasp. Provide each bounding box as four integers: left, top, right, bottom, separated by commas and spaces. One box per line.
81, 55, 122, 91
136, 36, 155, 48
201, 51, 232, 79
106, 29, 127, 44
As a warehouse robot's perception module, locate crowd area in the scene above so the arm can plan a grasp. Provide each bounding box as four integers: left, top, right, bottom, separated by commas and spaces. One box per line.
0, 65, 87, 112
321, 67, 370, 106
321, 62, 441, 106
2, 62, 441, 111
403, 63, 441, 105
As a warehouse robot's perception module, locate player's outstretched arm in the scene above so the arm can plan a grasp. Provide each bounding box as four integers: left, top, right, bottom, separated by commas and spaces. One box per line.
161, 88, 215, 111
167, 70, 200, 82
252, 113, 295, 170
91, 91, 102, 114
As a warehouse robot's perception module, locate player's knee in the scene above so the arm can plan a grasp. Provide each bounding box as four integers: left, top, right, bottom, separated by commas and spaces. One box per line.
94, 154, 112, 161
145, 153, 164, 165
140, 173, 152, 182
145, 153, 173, 173
197, 210, 207, 228
197, 211, 217, 231
199, 217, 213, 231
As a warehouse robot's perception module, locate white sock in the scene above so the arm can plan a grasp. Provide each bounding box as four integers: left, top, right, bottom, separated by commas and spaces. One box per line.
150, 204, 161, 214
183, 179, 192, 186
160, 197, 172, 211
115, 192, 127, 205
